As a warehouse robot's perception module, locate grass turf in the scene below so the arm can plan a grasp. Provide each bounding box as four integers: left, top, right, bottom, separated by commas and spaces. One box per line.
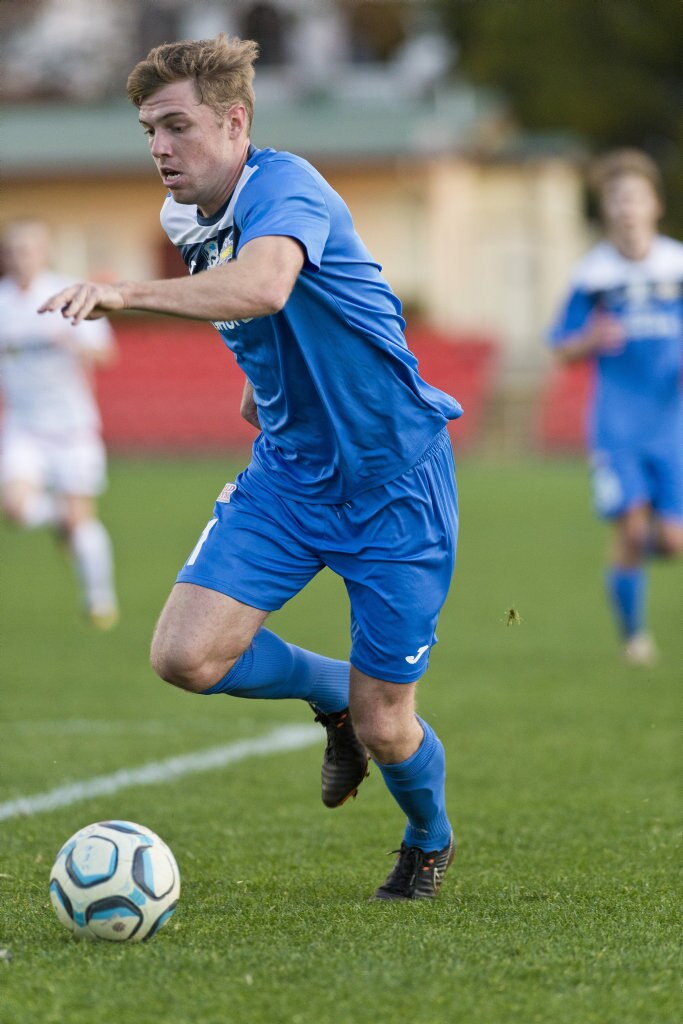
0, 456, 680, 1024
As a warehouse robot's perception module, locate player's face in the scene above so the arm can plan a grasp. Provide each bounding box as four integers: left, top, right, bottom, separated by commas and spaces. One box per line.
601, 174, 661, 240
1, 224, 49, 286
138, 80, 248, 217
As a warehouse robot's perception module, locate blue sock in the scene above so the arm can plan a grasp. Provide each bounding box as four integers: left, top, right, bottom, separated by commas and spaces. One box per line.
377, 717, 452, 852
201, 628, 349, 714
605, 565, 647, 639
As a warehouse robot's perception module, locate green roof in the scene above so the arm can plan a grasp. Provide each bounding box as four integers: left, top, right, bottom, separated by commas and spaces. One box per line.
1, 87, 501, 176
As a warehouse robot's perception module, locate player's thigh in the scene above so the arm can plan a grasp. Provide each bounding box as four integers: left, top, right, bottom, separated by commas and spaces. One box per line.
0, 428, 44, 494
328, 430, 458, 684
53, 434, 107, 497
152, 582, 269, 679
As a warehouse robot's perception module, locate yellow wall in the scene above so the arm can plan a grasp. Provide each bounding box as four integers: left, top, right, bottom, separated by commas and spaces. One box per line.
324, 164, 427, 308
329, 158, 588, 370
421, 158, 588, 368
3, 174, 167, 281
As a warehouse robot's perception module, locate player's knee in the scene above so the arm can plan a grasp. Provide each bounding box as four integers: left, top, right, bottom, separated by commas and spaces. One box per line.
2, 490, 29, 525
150, 629, 248, 693
623, 526, 649, 559
150, 638, 218, 693
352, 712, 405, 763
2, 501, 25, 526
62, 509, 90, 534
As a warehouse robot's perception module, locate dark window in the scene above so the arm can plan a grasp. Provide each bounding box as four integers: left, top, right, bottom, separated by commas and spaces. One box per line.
242, 3, 287, 66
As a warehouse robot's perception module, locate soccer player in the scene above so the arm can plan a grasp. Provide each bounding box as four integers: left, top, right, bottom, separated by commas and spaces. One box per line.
549, 150, 683, 665
39, 35, 460, 899
0, 219, 119, 628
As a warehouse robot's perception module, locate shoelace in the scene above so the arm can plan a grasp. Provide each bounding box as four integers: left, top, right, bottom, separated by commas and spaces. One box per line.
386, 844, 424, 890
313, 710, 349, 763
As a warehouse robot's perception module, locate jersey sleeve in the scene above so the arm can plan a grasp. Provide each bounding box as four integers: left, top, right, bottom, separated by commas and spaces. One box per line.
548, 285, 595, 347
234, 158, 330, 272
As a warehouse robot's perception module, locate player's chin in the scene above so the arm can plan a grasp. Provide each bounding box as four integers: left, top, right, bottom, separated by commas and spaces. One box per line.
167, 183, 197, 206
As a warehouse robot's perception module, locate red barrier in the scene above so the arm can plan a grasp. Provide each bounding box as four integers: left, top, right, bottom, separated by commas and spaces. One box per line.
98, 319, 497, 453
405, 324, 498, 449
536, 360, 592, 452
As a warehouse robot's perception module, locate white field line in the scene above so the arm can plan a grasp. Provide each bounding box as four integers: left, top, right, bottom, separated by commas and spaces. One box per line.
0, 724, 320, 824
6, 718, 273, 736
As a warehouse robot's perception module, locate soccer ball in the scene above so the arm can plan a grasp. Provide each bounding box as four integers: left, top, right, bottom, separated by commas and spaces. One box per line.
49, 820, 180, 942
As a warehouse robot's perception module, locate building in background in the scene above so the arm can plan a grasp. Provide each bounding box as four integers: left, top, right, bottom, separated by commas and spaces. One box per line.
1, 0, 592, 449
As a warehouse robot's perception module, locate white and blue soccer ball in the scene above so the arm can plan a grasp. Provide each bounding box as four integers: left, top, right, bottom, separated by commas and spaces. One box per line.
49, 820, 180, 942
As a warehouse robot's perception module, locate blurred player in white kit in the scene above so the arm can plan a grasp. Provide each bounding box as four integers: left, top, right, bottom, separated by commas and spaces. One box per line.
0, 220, 118, 628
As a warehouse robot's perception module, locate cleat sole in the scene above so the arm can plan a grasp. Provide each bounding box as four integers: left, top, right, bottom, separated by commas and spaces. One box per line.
324, 764, 370, 808
325, 786, 357, 809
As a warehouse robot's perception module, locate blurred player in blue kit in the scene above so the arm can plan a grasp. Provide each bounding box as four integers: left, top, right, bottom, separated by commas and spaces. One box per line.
549, 150, 683, 665
0, 220, 118, 628
40, 36, 461, 899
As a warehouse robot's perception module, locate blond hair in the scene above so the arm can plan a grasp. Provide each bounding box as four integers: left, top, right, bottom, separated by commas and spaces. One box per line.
589, 148, 664, 204
127, 34, 259, 128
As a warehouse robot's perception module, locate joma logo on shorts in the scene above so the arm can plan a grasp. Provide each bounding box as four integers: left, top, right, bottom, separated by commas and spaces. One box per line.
405, 645, 429, 664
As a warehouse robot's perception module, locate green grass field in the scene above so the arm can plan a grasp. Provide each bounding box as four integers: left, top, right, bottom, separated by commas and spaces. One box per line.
0, 456, 680, 1024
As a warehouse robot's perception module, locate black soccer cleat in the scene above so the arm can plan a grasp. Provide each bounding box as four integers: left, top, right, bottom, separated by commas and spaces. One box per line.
311, 706, 369, 808
371, 833, 455, 901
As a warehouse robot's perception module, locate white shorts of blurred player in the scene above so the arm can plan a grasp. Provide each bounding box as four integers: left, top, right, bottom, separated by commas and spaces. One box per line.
0, 426, 107, 497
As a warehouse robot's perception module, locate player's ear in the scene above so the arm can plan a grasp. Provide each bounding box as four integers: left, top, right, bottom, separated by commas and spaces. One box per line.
225, 103, 248, 137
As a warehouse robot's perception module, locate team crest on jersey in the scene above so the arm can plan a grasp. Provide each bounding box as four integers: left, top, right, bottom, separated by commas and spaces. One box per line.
203, 232, 234, 269
625, 281, 649, 306
217, 482, 237, 503
655, 280, 680, 302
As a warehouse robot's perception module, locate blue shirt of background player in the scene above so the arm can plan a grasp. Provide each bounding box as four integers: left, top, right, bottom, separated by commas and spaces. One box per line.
162, 146, 462, 503
548, 237, 683, 452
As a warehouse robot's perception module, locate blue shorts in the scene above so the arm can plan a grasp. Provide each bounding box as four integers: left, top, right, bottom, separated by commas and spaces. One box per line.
177, 429, 458, 683
590, 444, 683, 522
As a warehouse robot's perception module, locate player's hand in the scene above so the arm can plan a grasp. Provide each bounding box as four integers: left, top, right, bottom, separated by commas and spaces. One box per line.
586, 312, 625, 355
240, 379, 261, 429
38, 282, 126, 325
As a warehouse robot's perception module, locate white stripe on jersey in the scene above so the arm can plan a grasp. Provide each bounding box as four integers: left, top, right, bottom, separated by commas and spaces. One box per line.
161, 162, 259, 246
569, 236, 683, 292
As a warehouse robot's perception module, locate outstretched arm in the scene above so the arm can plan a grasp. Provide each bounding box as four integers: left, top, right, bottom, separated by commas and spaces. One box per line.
554, 312, 625, 362
38, 235, 305, 326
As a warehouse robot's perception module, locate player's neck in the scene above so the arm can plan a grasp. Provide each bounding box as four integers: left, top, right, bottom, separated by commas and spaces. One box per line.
609, 227, 657, 262
11, 272, 37, 292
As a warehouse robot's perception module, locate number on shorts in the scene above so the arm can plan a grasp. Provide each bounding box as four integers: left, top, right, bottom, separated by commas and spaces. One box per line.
186, 518, 218, 566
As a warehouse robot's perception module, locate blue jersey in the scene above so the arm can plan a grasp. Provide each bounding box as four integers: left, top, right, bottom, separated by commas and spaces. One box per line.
161, 146, 462, 502
549, 237, 683, 452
